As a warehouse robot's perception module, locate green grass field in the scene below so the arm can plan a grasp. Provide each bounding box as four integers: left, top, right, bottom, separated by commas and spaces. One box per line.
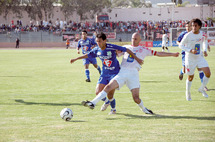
0, 44, 215, 142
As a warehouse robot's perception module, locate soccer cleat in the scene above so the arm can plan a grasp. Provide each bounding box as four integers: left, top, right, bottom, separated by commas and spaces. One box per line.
198, 88, 209, 98
108, 109, 116, 115
143, 107, 153, 114
204, 86, 209, 91
85, 79, 91, 82
186, 91, 192, 101
179, 73, 183, 80
81, 100, 95, 109
100, 102, 110, 111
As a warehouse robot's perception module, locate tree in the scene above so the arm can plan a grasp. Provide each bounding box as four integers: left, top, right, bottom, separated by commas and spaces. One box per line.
24, 0, 55, 21
0, 0, 23, 19
60, 0, 111, 20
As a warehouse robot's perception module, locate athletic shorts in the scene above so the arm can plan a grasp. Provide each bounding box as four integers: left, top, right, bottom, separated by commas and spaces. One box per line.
97, 74, 117, 85
185, 56, 209, 75
112, 68, 140, 90
82, 57, 97, 65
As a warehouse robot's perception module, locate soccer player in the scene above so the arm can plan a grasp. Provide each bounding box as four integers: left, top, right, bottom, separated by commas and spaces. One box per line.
77, 30, 101, 82
66, 39, 70, 49
179, 18, 211, 101
81, 32, 179, 114
177, 21, 208, 91
71, 32, 143, 114
162, 30, 169, 52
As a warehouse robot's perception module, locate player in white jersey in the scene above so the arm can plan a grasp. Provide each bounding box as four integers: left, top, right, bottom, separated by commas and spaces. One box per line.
162, 30, 169, 52
82, 32, 179, 114
179, 18, 211, 101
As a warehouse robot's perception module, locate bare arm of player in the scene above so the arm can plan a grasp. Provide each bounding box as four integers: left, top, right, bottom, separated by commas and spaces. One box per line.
70, 54, 88, 64
126, 49, 144, 65
156, 52, 179, 57
76, 47, 80, 54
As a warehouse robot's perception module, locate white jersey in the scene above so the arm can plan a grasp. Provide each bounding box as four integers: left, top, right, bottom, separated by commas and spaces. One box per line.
162, 34, 168, 46
179, 31, 208, 60
120, 45, 157, 71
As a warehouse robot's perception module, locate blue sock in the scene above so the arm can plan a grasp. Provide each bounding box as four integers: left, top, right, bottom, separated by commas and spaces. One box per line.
85, 69, 90, 80
110, 98, 116, 109
97, 66, 101, 74
102, 97, 109, 104
180, 69, 184, 75
199, 71, 204, 83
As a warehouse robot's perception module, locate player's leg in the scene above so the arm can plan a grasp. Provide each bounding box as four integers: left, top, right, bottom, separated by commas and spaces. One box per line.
162, 46, 165, 52
131, 88, 153, 114
91, 80, 119, 106
179, 53, 185, 80
186, 75, 194, 101
84, 64, 90, 82
83, 59, 90, 82
197, 68, 208, 91
198, 67, 211, 98
107, 89, 116, 115
165, 46, 169, 52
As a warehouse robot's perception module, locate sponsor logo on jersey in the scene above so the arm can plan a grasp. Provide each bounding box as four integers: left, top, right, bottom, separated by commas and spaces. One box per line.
97, 51, 101, 56
103, 59, 112, 67
83, 46, 89, 51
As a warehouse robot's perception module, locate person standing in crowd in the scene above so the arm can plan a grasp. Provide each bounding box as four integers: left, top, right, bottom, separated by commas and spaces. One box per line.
15, 38, 20, 48
66, 38, 70, 49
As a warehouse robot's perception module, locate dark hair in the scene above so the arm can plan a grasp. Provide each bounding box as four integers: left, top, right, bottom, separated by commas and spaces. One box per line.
96, 32, 106, 40
191, 18, 202, 28
82, 30, 87, 34
186, 21, 190, 25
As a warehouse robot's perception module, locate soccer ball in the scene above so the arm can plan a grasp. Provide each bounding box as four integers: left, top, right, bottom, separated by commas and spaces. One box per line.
60, 108, 73, 121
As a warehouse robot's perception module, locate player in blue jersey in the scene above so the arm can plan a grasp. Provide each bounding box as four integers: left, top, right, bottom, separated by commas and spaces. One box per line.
77, 30, 101, 82
177, 21, 209, 91
71, 32, 143, 114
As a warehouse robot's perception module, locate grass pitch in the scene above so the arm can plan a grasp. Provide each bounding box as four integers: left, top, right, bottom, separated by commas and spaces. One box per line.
0, 45, 215, 142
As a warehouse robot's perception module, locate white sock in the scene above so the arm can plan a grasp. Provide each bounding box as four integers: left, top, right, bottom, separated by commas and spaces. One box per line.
137, 99, 145, 111
186, 79, 192, 93
200, 76, 210, 90
91, 91, 107, 105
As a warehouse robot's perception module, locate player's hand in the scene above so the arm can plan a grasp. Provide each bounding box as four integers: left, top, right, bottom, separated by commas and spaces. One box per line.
136, 58, 144, 65
70, 59, 76, 64
208, 45, 211, 52
204, 51, 208, 57
77, 50, 80, 54
91, 45, 96, 49
190, 49, 197, 54
174, 52, 179, 57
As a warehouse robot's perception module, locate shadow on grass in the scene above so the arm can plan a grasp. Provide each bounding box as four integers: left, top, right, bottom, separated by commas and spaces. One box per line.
139, 80, 167, 83
15, 99, 81, 106
208, 88, 215, 91
114, 113, 215, 121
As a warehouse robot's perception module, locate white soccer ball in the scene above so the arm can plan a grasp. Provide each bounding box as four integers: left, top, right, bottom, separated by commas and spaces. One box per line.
60, 108, 73, 121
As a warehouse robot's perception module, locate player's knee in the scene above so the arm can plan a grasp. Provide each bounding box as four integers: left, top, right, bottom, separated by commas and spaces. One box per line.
132, 95, 140, 104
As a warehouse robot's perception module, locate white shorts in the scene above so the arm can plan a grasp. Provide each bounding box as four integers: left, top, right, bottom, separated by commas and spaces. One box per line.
162, 41, 167, 47
112, 68, 140, 90
185, 56, 209, 75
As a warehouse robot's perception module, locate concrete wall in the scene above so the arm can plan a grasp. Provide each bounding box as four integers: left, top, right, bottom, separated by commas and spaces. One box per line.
0, 5, 214, 25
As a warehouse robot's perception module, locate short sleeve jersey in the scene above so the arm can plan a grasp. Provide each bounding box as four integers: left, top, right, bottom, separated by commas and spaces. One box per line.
121, 45, 156, 71
78, 38, 96, 54
88, 43, 127, 77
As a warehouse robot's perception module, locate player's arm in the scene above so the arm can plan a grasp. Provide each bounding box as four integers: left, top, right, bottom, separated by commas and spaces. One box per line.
70, 54, 88, 64
77, 41, 81, 54
126, 49, 143, 65
203, 33, 208, 57
156, 51, 179, 57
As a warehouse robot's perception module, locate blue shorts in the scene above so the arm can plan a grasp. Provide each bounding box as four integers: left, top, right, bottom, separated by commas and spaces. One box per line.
82, 57, 97, 65
97, 74, 117, 85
